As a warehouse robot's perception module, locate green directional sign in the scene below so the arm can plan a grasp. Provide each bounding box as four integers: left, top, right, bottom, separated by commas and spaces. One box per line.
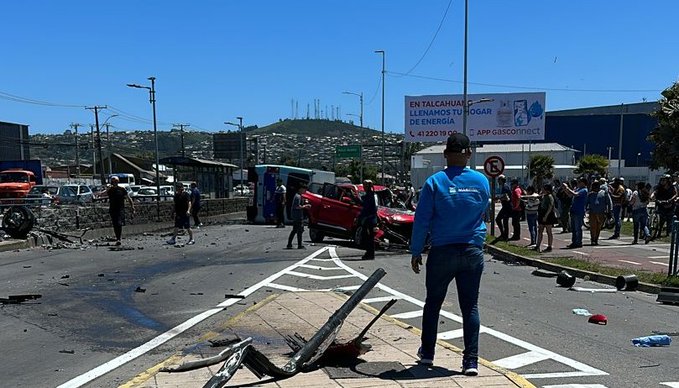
335, 144, 361, 159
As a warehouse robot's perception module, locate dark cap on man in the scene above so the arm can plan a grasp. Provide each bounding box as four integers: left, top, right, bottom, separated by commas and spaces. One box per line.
445, 133, 471, 153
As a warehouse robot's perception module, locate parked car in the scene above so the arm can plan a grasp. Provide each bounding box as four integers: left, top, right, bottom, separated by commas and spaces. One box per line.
128, 185, 144, 197
302, 182, 415, 249
25, 184, 59, 206
53, 184, 94, 205
234, 184, 250, 196
134, 187, 158, 202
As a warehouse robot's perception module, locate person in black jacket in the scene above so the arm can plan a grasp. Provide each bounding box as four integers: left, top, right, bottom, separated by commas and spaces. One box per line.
358, 180, 378, 260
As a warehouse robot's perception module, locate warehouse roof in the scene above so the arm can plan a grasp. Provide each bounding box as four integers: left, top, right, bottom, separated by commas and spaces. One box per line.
416, 142, 578, 155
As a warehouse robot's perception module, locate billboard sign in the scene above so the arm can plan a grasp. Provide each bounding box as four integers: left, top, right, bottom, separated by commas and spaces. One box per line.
404, 92, 546, 143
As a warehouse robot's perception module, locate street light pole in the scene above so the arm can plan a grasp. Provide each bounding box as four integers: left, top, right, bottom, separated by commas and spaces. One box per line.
343, 91, 364, 182
375, 50, 385, 184
462, 0, 470, 169
127, 77, 161, 219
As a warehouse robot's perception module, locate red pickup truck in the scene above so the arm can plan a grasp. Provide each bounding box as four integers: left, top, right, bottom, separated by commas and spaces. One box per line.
0, 169, 38, 200
303, 182, 415, 249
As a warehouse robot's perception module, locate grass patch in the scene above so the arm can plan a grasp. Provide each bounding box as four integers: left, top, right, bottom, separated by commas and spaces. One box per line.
485, 234, 679, 287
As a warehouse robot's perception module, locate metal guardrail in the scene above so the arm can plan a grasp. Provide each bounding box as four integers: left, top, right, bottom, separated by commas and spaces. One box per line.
669, 218, 679, 277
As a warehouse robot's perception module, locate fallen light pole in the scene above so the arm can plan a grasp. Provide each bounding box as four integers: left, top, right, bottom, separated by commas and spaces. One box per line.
161, 268, 389, 387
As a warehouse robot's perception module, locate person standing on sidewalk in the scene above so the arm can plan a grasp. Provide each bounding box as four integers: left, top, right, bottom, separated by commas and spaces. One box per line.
521, 185, 540, 247
534, 183, 557, 253
167, 183, 195, 245
495, 175, 511, 240
410, 133, 490, 376
651, 175, 677, 240
586, 180, 612, 246
509, 179, 523, 240
357, 180, 377, 260
275, 179, 287, 228
608, 177, 625, 239
555, 179, 572, 233
107, 176, 135, 246
286, 183, 311, 249
189, 182, 203, 228
630, 181, 651, 244
562, 177, 588, 248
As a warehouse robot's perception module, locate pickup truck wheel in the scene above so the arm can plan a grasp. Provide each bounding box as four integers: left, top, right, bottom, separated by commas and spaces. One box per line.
2, 206, 35, 239
309, 227, 324, 243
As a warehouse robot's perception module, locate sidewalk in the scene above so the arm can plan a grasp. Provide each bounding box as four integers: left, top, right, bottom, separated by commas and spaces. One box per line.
125, 291, 533, 388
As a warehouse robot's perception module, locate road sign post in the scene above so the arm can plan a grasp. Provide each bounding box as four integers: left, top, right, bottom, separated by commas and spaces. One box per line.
484, 156, 505, 237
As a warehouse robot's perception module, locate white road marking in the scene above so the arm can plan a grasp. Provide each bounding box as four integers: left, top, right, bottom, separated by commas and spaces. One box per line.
573, 251, 589, 256
363, 296, 402, 304
287, 270, 356, 280
57, 247, 331, 388
267, 283, 307, 292
649, 256, 668, 259
493, 350, 551, 369
326, 247, 608, 380
661, 383, 679, 388
618, 259, 641, 265
437, 329, 464, 340
650, 261, 668, 266
298, 264, 344, 271
390, 310, 423, 319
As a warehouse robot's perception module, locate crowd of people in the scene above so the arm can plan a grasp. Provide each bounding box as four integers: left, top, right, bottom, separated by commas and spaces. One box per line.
494, 173, 679, 252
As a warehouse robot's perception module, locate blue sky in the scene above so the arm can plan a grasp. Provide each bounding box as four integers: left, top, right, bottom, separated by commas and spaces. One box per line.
1, 0, 677, 135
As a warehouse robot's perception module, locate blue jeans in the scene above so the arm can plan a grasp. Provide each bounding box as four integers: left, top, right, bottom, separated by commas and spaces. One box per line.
526, 213, 538, 244
632, 208, 649, 240
421, 244, 484, 361
612, 205, 622, 235
570, 213, 584, 246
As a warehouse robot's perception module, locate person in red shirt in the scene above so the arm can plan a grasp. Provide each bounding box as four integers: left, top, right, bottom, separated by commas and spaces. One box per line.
509, 179, 523, 240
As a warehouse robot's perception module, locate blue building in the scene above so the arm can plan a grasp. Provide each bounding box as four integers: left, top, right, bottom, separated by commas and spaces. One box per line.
545, 102, 657, 167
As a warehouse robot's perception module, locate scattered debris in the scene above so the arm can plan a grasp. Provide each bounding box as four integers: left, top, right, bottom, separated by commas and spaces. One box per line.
97, 273, 104, 277
0, 294, 42, 304
556, 270, 576, 288
652, 331, 679, 336
60, 275, 70, 279
572, 308, 592, 317
532, 269, 557, 278
135, 287, 146, 293
616, 274, 638, 291
588, 314, 608, 325
632, 335, 672, 347
224, 294, 245, 299
59, 350, 75, 354
161, 268, 388, 387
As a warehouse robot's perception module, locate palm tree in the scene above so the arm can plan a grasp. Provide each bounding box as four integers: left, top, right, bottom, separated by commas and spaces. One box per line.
574, 154, 609, 178
528, 155, 555, 187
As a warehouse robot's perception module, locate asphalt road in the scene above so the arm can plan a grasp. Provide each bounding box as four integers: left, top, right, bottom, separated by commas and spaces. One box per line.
1, 222, 678, 387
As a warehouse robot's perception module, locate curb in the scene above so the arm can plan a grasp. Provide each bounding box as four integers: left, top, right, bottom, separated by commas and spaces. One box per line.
485, 244, 662, 294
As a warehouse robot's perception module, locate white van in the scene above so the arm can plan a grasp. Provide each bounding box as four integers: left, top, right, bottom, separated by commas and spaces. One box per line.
108, 173, 136, 188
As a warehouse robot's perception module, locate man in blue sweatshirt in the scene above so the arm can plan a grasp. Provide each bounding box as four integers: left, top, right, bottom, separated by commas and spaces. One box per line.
410, 133, 490, 376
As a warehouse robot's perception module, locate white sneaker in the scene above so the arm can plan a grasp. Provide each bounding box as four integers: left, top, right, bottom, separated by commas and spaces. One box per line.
186, 239, 195, 245
166, 238, 176, 245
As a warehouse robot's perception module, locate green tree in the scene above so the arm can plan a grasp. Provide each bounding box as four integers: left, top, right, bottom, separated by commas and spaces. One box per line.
648, 82, 679, 172
528, 154, 554, 186
334, 160, 377, 183
574, 154, 609, 177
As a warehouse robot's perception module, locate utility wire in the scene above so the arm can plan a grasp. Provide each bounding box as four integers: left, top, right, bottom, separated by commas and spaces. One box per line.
387, 71, 662, 93
0, 90, 85, 108
401, 0, 453, 76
